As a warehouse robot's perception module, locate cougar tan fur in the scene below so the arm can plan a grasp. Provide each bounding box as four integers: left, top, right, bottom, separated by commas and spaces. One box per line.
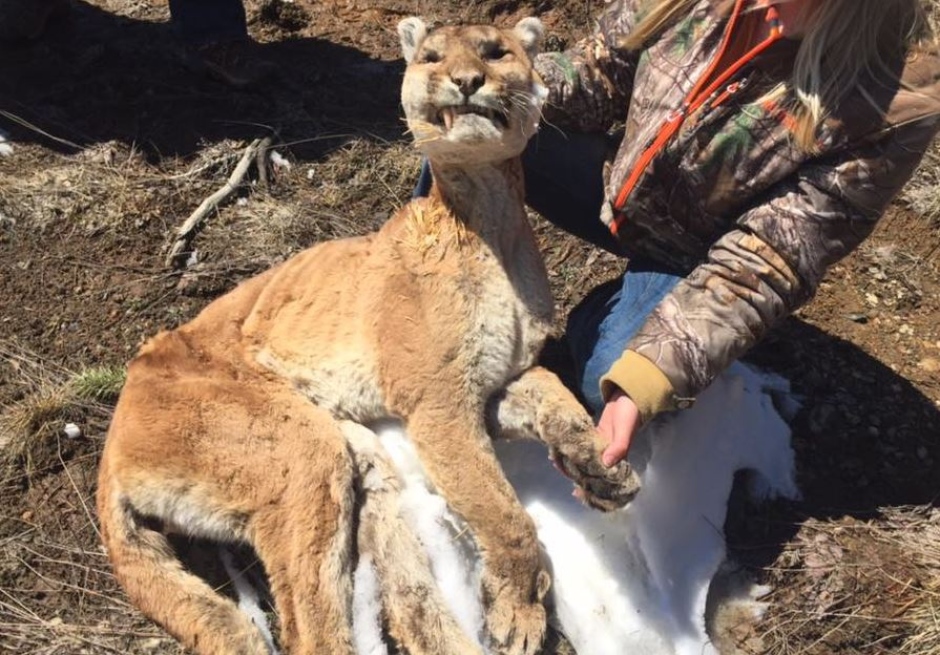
97, 17, 639, 655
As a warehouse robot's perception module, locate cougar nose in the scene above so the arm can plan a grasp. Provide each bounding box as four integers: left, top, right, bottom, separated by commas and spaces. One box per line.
452, 70, 485, 98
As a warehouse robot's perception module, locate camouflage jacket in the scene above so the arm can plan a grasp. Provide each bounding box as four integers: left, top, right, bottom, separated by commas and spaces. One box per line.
535, 0, 940, 421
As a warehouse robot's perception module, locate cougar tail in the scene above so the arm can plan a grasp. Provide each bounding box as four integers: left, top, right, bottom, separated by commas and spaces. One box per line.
96, 472, 271, 655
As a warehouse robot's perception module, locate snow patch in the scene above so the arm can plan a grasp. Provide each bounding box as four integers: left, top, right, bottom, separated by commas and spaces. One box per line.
227, 362, 798, 653
355, 362, 798, 654
221, 547, 280, 654
496, 362, 798, 654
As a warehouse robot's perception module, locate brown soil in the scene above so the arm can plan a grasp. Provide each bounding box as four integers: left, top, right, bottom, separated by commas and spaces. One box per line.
1, 1, 938, 654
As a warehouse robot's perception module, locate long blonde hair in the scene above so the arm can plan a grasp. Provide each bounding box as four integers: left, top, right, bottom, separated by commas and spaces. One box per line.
620, 0, 935, 150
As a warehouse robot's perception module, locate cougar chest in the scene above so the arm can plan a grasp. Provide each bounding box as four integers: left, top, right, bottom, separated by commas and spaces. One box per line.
461, 244, 553, 391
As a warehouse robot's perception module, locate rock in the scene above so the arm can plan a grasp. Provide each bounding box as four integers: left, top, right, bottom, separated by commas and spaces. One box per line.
808, 403, 836, 435
917, 357, 939, 374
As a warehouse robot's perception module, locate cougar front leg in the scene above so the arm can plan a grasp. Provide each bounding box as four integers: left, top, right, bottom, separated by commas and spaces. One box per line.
487, 366, 641, 511
406, 405, 551, 655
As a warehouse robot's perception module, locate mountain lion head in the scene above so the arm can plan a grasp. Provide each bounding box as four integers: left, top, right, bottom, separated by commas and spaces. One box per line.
398, 17, 547, 165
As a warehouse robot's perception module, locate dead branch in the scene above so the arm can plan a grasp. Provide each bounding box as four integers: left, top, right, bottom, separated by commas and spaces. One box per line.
164, 136, 273, 268
255, 137, 271, 190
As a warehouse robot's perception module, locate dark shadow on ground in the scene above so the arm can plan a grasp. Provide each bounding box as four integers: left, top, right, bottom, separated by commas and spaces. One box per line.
0, 0, 407, 160
727, 317, 940, 569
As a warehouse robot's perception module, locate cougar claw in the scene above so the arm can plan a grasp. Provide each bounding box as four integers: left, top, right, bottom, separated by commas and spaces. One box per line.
551, 446, 640, 511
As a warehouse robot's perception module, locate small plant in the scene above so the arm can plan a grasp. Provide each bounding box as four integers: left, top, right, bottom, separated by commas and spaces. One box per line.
0, 346, 124, 482
70, 365, 127, 403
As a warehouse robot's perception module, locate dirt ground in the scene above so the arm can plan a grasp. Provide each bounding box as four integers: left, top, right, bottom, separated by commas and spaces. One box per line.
0, 1, 938, 653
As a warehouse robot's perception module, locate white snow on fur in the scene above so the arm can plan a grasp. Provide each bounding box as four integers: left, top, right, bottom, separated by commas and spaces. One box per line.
353, 362, 799, 654
376, 426, 486, 641
352, 554, 389, 655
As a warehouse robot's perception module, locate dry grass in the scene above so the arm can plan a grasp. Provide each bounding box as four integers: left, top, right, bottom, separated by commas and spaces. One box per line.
0, 383, 79, 477
0, 340, 117, 481
0, 462, 182, 655
229, 136, 420, 249
901, 144, 940, 229
0, 139, 175, 234
164, 136, 423, 301
0, 339, 178, 655
890, 507, 940, 655
752, 508, 940, 655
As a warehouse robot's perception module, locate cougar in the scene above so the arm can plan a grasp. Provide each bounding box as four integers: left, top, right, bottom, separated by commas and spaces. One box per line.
97, 16, 639, 655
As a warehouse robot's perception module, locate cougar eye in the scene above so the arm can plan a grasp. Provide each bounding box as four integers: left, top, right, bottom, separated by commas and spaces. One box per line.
419, 49, 441, 64
481, 41, 510, 61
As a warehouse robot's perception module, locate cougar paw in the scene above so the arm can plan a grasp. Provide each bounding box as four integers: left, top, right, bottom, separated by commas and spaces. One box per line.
550, 437, 641, 512
484, 584, 548, 655
482, 565, 550, 655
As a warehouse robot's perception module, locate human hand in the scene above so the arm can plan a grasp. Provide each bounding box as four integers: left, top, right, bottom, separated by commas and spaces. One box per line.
596, 388, 639, 467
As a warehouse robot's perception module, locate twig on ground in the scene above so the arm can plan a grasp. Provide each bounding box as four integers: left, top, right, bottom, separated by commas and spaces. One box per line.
255, 136, 273, 191
164, 137, 271, 268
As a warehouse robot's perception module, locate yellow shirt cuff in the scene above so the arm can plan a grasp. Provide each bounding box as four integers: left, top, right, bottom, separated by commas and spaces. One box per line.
599, 350, 677, 425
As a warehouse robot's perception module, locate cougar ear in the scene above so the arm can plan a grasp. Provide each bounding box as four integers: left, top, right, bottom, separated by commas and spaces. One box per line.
398, 17, 428, 64
513, 17, 544, 59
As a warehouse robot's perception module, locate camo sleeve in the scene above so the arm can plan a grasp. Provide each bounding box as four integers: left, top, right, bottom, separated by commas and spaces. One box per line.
603, 114, 940, 419
533, 0, 644, 132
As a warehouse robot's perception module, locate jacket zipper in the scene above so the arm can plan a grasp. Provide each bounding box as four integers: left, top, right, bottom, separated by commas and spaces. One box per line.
610, 0, 783, 236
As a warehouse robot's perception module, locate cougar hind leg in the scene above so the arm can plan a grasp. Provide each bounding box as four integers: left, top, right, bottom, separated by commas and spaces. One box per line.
97, 470, 273, 655
248, 415, 360, 655
344, 421, 486, 655
98, 372, 359, 655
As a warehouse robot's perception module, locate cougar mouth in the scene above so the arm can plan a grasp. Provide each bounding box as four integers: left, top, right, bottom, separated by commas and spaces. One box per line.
435, 104, 509, 130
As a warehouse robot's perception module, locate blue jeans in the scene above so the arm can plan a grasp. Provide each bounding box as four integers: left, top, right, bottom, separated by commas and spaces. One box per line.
413, 128, 681, 416
168, 0, 248, 45
567, 266, 680, 416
